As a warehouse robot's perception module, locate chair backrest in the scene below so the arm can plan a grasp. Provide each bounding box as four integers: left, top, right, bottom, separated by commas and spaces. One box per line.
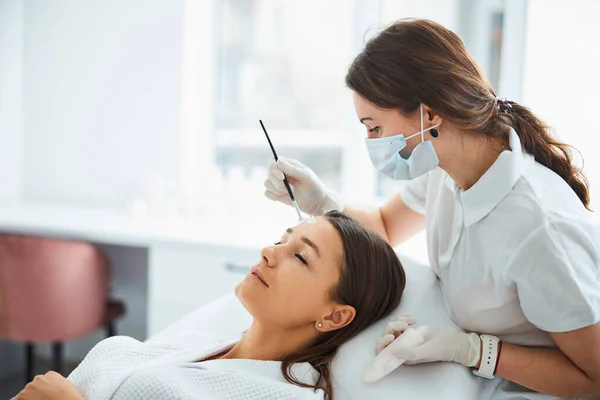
0, 235, 110, 342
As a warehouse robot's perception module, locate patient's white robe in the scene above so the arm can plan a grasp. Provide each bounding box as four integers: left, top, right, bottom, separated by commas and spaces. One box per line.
67, 334, 323, 400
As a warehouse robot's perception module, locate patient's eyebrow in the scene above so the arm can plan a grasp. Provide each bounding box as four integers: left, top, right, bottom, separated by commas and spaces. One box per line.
301, 237, 321, 258
285, 228, 321, 258
359, 117, 373, 124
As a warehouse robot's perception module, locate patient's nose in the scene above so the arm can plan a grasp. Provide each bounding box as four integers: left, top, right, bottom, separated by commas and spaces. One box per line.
260, 245, 277, 268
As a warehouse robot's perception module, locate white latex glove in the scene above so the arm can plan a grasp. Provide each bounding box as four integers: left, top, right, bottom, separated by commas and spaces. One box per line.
264, 157, 343, 216
376, 315, 417, 353
391, 326, 482, 367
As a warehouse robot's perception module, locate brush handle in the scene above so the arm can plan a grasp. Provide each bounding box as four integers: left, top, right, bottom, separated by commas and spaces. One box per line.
281, 176, 296, 201
260, 119, 297, 202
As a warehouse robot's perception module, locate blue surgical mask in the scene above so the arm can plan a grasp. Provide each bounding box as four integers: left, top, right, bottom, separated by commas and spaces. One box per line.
365, 104, 440, 180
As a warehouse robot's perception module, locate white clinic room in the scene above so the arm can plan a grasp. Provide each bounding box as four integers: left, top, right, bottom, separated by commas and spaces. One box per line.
1, 0, 600, 399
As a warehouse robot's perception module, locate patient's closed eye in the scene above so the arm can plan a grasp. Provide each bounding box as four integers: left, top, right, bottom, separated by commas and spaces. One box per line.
274, 240, 308, 267
295, 254, 308, 265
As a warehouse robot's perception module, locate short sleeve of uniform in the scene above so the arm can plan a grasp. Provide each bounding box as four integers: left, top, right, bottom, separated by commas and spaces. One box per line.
507, 219, 600, 332
399, 173, 429, 215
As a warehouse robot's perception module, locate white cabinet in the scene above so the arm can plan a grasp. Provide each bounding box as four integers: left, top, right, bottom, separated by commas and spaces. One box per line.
147, 243, 259, 336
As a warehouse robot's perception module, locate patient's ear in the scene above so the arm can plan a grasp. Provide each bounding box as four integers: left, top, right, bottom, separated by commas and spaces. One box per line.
319, 305, 356, 332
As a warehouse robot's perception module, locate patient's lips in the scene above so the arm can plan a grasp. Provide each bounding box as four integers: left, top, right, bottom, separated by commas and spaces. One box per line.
250, 267, 269, 287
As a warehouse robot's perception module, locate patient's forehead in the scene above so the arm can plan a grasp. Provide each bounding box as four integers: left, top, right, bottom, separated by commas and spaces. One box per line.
289, 217, 342, 252
290, 215, 326, 233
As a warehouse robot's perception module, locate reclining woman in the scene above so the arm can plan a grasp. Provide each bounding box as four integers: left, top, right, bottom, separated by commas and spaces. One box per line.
13, 211, 405, 400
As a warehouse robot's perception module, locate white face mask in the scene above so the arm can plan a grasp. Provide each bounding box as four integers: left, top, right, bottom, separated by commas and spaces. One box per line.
365, 104, 440, 180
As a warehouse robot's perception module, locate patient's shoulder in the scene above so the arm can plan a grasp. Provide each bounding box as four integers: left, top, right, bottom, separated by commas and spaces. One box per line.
68, 336, 189, 397
95, 335, 188, 358
93, 335, 142, 352
71, 336, 186, 378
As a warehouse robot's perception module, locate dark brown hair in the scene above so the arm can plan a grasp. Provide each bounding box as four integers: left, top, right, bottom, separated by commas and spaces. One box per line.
281, 211, 405, 399
345, 18, 590, 208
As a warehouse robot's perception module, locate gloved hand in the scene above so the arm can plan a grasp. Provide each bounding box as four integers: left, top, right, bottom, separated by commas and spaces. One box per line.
376, 315, 417, 353
264, 157, 343, 216
386, 326, 482, 367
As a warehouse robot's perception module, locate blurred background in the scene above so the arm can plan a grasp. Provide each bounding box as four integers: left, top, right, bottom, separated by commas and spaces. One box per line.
1, 0, 599, 396
2, 0, 599, 237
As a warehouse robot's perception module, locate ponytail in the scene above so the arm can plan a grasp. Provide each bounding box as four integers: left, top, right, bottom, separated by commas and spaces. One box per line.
498, 101, 590, 209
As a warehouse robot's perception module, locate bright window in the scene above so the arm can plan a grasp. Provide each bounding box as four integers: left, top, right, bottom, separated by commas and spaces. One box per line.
210, 0, 513, 201
186, 0, 526, 261
214, 0, 354, 194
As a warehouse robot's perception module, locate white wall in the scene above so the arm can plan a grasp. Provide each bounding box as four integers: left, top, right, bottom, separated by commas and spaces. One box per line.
0, 0, 189, 379
0, 0, 23, 204
21, 0, 185, 209
16, 0, 187, 360
522, 0, 600, 210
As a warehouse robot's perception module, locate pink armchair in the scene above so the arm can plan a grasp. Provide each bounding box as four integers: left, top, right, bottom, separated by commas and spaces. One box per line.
0, 235, 125, 383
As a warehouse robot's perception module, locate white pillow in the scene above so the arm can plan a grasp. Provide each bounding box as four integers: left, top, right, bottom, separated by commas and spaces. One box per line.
330, 255, 499, 399
148, 255, 500, 400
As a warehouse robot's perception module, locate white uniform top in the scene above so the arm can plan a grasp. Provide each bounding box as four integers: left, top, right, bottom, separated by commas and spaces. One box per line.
401, 128, 600, 348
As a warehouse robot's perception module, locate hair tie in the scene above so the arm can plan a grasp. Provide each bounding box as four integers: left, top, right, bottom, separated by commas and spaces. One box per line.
495, 97, 513, 114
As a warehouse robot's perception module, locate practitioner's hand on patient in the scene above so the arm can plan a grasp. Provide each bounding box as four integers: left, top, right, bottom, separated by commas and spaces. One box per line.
12, 371, 83, 400
376, 315, 417, 353
392, 327, 482, 368
264, 157, 343, 216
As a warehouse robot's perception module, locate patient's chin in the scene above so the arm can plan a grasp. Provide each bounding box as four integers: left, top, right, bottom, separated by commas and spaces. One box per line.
234, 280, 247, 301
234, 279, 259, 317
234, 281, 249, 300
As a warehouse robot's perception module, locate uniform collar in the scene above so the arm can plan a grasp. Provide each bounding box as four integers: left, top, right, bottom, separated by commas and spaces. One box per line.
446, 128, 528, 227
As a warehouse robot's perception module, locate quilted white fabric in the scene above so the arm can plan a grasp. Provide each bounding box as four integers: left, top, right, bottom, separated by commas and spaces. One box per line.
68, 335, 323, 400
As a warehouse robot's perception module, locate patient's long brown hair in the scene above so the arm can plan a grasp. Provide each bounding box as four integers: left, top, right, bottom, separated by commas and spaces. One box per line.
346, 19, 590, 209
281, 211, 405, 399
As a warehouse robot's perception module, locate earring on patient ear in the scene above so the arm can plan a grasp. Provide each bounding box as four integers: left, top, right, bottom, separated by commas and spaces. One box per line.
430, 128, 439, 138
317, 323, 323, 328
